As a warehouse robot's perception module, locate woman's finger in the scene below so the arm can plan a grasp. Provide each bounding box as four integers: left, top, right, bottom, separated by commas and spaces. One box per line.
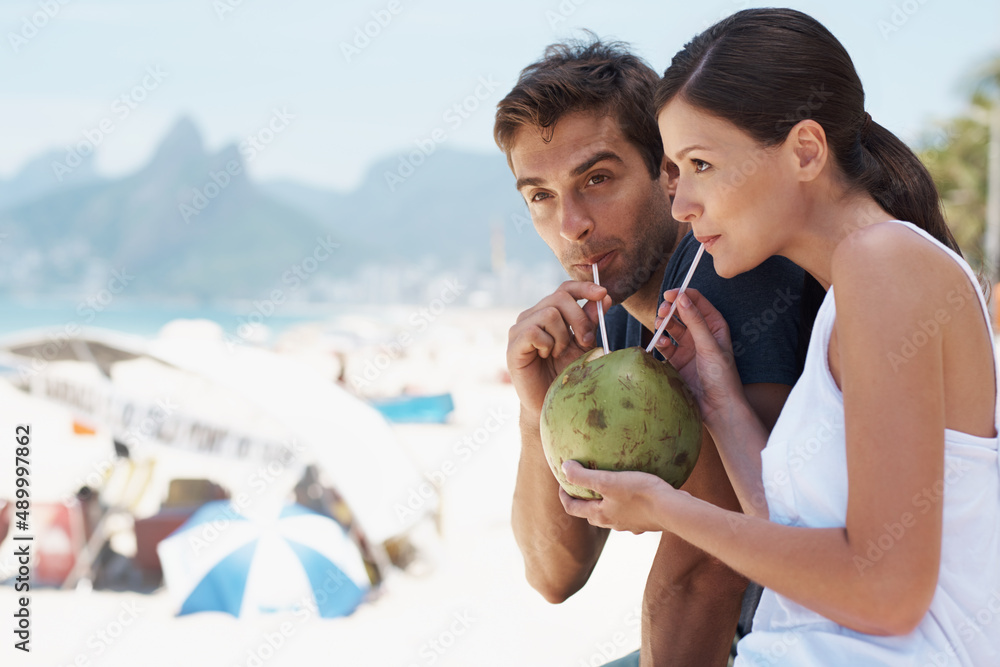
560, 460, 609, 495
674, 292, 724, 354
672, 288, 732, 349
558, 486, 604, 525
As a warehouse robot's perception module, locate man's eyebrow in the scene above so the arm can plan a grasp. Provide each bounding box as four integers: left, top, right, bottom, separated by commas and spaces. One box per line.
515, 150, 624, 192
571, 150, 623, 177
674, 144, 710, 160
515, 176, 543, 191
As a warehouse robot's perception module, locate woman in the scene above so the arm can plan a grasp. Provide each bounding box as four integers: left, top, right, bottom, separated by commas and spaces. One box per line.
560, 8, 1000, 665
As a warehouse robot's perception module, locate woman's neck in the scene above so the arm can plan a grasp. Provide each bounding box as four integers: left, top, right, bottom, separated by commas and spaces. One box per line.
780, 189, 895, 290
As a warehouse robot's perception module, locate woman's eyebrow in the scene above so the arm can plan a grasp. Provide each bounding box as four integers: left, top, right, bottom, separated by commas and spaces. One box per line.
674, 144, 710, 160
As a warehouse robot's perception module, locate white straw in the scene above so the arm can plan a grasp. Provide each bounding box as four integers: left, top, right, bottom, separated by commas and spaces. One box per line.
646, 243, 706, 353
592, 263, 610, 355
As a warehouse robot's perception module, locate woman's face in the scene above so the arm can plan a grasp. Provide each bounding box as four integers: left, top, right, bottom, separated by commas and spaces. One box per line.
657, 98, 804, 278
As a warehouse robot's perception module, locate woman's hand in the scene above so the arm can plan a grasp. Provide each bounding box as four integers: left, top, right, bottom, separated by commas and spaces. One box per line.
558, 460, 687, 535
652, 289, 745, 429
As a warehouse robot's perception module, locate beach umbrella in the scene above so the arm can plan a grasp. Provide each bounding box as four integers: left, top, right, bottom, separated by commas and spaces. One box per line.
157, 501, 371, 618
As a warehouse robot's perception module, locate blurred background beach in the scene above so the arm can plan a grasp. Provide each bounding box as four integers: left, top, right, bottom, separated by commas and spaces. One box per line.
0, 1, 998, 665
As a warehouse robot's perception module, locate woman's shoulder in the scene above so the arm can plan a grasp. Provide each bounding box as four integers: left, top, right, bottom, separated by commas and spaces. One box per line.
832, 220, 964, 296
836, 219, 936, 258
829, 221, 982, 347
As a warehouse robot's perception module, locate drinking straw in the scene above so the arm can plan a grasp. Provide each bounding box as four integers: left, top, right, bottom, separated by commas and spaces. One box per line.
591, 263, 610, 355
645, 243, 705, 353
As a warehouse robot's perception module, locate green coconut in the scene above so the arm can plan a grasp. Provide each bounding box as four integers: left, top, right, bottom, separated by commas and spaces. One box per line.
539, 346, 702, 499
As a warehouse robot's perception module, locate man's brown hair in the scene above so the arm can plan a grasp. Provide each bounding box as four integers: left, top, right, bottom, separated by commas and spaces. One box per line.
494, 34, 663, 179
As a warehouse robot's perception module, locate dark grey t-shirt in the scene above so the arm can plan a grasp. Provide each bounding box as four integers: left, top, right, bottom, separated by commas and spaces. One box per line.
603, 230, 810, 633
604, 231, 806, 385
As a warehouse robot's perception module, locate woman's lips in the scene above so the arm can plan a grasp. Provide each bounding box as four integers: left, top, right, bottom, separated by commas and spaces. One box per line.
695, 235, 720, 251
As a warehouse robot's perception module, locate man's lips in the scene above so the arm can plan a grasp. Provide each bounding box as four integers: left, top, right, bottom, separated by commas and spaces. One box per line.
575, 251, 615, 271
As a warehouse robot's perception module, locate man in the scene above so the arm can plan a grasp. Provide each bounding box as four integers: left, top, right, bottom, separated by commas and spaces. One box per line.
494, 38, 815, 666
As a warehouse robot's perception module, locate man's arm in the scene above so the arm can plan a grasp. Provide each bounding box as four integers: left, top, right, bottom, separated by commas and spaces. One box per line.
640, 382, 790, 667
506, 281, 612, 602
512, 411, 610, 602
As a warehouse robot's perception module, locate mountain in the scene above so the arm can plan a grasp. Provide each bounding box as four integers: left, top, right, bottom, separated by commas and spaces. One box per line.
0, 120, 347, 299
0, 119, 556, 300
0, 148, 101, 210
262, 148, 553, 269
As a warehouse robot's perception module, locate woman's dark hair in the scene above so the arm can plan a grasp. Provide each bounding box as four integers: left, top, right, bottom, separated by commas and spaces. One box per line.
653, 8, 962, 255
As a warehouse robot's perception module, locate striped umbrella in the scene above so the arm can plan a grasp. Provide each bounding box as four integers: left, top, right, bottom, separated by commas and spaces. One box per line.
157, 501, 370, 618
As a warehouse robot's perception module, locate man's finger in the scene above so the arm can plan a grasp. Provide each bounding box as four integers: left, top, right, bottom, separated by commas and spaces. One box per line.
522, 284, 607, 349
547, 289, 601, 349
507, 323, 558, 366
581, 293, 613, 326
537, 305, 579, 359
518, 281, 609, 321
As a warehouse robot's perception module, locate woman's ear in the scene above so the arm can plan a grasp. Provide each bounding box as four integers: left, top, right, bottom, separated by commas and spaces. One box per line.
788, 119, 828, 182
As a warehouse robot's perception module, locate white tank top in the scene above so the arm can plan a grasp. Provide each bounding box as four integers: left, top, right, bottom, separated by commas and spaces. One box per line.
735, 220, 1000, 666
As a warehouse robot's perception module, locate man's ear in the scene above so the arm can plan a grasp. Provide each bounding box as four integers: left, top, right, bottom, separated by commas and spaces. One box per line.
787, 119, 828, 183
661, 156, 679, 196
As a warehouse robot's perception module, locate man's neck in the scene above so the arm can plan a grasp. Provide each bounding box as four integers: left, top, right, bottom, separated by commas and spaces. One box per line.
620, 222, 690, 332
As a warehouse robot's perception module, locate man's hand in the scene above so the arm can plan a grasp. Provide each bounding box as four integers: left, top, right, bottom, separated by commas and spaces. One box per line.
506, 280, 611, 419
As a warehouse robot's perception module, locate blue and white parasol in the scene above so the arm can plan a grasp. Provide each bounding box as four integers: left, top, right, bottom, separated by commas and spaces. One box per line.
157, 501, 371, 618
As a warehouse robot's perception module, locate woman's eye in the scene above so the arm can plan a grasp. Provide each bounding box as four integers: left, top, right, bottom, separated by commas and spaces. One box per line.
692, 159, 711, 173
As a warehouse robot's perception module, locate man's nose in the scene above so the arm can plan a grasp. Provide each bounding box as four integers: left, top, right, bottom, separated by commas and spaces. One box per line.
558, 193, 594, 242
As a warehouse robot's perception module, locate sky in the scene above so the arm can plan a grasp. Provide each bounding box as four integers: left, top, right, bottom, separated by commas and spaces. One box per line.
1, 0, 998, 192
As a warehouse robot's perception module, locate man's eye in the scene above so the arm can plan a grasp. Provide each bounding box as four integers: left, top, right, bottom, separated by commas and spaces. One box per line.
588, 174, 608, 185
531, 192, 551, 203
692, 159, 711, 173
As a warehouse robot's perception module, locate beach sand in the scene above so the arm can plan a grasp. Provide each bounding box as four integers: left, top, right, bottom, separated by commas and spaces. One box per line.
0, 307, 661, 667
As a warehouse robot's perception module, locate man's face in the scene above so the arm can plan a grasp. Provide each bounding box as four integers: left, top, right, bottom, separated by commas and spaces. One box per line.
509, 111, 678, 304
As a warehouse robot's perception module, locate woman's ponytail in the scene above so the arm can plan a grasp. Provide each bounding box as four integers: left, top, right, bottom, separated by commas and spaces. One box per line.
852, 117, 963, 256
